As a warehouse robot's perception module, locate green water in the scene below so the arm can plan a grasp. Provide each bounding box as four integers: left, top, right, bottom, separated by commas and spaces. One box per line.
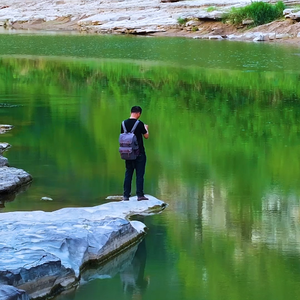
1, 33, 300, 300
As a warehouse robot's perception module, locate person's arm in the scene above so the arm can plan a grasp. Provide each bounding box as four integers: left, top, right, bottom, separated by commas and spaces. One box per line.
143, 124, 149, 139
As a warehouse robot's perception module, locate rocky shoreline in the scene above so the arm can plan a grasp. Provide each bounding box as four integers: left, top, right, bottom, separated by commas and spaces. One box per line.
0, 125, 32, 204
0, 196, 167, 300
0, 127, 167, 300
0, 0, 300, 45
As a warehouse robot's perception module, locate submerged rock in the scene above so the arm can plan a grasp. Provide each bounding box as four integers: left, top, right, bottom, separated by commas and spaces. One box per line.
0, 196, 167, 300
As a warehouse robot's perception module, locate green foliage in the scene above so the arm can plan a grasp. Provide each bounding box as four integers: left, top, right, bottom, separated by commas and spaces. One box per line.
2, 36, 300, 300
177, 17, 187, 25
206, 6, 216, 12
224, 1, 285, 26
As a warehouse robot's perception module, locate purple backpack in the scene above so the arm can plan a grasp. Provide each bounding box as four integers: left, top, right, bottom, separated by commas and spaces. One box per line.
119, 120, 140, 160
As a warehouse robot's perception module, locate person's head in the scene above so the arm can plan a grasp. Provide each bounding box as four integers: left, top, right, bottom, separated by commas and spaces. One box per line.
131, 106, 142, 114
130, 106, 142, 119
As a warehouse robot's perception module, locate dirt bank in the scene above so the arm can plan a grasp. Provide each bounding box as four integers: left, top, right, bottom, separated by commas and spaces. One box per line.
151, 19, 300, 45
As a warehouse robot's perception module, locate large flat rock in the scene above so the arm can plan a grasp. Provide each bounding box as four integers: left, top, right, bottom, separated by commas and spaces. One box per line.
0, 196, 167, 299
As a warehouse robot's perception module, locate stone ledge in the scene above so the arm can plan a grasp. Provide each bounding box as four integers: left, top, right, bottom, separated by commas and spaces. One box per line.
0, 196, 167, 300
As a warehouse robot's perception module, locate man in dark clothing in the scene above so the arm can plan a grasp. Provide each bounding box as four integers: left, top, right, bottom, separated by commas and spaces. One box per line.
121, 106, 149, 201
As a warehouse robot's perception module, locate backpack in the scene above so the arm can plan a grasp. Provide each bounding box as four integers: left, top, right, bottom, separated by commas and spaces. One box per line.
119, 120, 140, 160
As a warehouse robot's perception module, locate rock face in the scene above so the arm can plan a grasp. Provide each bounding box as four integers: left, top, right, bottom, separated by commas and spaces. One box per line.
0, 196, 167, 300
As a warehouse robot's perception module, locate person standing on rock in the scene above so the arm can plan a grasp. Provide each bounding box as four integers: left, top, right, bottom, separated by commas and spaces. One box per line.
121, 106, 149, 201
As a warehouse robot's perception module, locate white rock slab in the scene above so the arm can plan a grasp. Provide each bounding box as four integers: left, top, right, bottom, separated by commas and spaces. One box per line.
0, 0, 252, 32
0, 195, 167, 299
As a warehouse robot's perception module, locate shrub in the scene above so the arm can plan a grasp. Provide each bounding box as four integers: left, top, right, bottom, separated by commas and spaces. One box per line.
177, 17, 187, 25
223, 1, 285, 26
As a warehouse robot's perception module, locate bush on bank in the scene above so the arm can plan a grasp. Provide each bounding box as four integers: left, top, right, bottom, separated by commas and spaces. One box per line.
223, 1, 285, 26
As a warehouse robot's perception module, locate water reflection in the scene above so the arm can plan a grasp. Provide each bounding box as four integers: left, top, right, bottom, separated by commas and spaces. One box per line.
55, 239, 149, 300
0, 183, 31, 211
121, 239, 149, 299
1, 36, 300, 300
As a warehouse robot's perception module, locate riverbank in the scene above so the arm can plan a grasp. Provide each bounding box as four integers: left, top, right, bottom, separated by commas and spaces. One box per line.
0, 0, 299, 45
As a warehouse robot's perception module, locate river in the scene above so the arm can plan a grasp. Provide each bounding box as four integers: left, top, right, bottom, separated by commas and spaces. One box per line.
1, 32, 300, 300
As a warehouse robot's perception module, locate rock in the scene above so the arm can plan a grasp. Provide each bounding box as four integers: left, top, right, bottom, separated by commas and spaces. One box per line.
0, 196, 167, 299
194, 11, 224, 20
244, 33, 255, 39
283, 8, 293, 15
227, 34, 237, 39
0, 126, 32, 196
41, 197, 53, 201
287, 11, 300, 20
0, 285, 29, 300
268, 32, 276, 40
0, 167, 32, 193
0, 125, 13, 135
253, 35, 264, 42
186, 20, 202, 26
275, 33, 290, 39
208, 35, 223, 39
0, 156, 9, 167
242, 19, 254, 25
0, 143, 11, 154
252, 32, 269, 42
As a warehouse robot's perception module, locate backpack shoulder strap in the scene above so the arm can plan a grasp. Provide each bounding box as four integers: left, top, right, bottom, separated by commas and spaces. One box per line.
130, 120, 140, 133
121, 121, 127, 133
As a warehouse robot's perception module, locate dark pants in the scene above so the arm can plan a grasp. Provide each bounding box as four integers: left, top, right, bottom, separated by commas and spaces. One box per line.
123, 153, 146, 198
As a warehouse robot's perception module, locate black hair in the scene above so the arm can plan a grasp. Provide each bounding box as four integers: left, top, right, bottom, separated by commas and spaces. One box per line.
131, 106, 142, 114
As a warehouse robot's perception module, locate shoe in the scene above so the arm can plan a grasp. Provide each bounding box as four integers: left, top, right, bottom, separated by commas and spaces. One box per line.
122, 197, 130, 201
137, 196, 149, 201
